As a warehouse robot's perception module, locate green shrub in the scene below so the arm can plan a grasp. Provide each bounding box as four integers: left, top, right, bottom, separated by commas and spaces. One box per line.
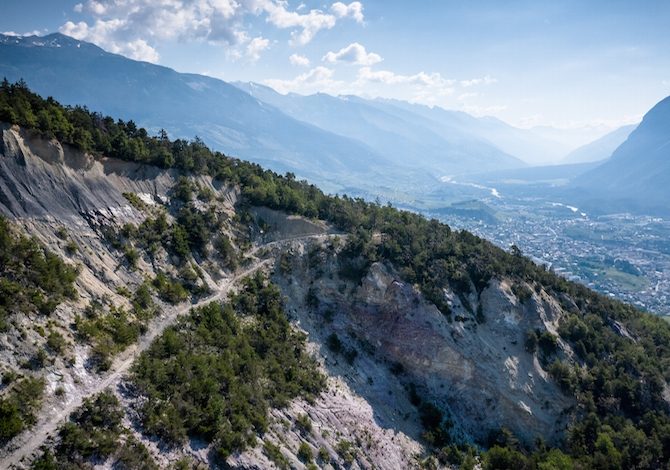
419, 401, 452, 448
31, 391, 139, 469
123, 245, 139, 269
153, 273, 189, 304
56, 391, 123, 461
318, 446, 330, 463
483, 445, 529, 470
326, 333, 342, 354
295, 413, 312, 435
0, 398, 24, 441
298, 441, 313, 463
537, 331, 558, 357
0, 216, 77, 323
65, 240, 78, 255
524, 330, 538, 353
75, 307, 141, 371
30, 450, 59, 470
116, 285, 132, 297
214, 234, 238, 269
511, 282, 533, 304
305, 286, 319, 308
46, 330, 66, 354
263, 441, 288, 469
55, 227, 68, 240
336, 439, 356, 464
116, 436, 159, 470
0, 376, 45, 441
476, 303, 486, 323
122, 192, 147, 211
174, 176, 194, 202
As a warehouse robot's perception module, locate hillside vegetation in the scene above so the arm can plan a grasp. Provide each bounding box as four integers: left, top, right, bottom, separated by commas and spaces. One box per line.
2, 80, 670, 468
131, 274, 325, 460
0, 216, 78, 331
0, 215, 77, 443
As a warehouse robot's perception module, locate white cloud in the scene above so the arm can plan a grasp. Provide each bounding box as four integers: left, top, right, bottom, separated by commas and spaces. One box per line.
263, 2, 337, 46
59, 0, 245, 62
462, 103, 507, 116
458, 92, 479, 101
85, 0, 108, 15
57, 0, 365, 64
59, 20, 87, 38
265, 66, 346, 95
352, 67, 459, 107
323, 42, 381, 65
266, 63, 499, 110
246, 36, 270, 62
2, 30, 43, 37
60, 18, 161, 62
289, 53, 310, 67
460, 75, 497, 87
518, 114, 544, 128
123, 38, 160, 62
357, 67, 454, 88
60, 18, 123, 44
331, 2, 364, 23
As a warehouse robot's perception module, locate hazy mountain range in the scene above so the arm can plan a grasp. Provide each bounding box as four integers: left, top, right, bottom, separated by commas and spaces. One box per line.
0, 33, 596, 193
235, 81, 562, 168
1, 32, 667, 215
0, 33, 405, 194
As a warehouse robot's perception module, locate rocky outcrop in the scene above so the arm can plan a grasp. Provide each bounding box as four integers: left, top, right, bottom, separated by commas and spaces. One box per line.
278, 255, 575, 447
0, 123, 237, 223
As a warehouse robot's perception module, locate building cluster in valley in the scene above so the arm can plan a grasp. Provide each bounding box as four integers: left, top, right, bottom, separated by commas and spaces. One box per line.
436, 201, 670, 317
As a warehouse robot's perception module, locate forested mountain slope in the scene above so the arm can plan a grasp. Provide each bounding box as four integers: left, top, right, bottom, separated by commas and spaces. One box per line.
0, 82, 669, 469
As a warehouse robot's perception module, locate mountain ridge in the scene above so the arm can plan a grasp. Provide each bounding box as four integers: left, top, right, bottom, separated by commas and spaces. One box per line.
0, 33, 407, 195
570, 95, 670, 214
561, 124, 637, 164
235, 80, 526, 175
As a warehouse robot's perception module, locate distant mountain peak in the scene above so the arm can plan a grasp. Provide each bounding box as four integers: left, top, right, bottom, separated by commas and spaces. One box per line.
0, 32, 103, 53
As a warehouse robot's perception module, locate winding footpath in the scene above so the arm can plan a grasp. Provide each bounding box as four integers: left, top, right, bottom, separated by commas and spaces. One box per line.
0, 233, 335, 469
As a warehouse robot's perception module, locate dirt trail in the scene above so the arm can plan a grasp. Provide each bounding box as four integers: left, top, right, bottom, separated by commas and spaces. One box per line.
0, 233, 334, 469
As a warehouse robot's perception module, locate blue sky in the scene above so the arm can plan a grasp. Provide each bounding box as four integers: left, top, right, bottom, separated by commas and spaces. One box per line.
2, 0, 670, 132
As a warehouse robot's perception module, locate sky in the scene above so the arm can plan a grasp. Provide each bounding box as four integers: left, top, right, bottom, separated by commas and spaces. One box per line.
2, 0, 670, 133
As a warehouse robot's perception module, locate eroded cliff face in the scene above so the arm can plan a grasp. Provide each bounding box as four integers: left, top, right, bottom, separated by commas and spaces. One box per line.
0, 123, 238, 220
1, 123, 575, 469
0, 125, 430, 469
273, 246, 575, 447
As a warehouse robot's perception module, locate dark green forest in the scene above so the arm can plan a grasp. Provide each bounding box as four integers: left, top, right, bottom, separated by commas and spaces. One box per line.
131, 274, 325, 460
2, 80, 670, 468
